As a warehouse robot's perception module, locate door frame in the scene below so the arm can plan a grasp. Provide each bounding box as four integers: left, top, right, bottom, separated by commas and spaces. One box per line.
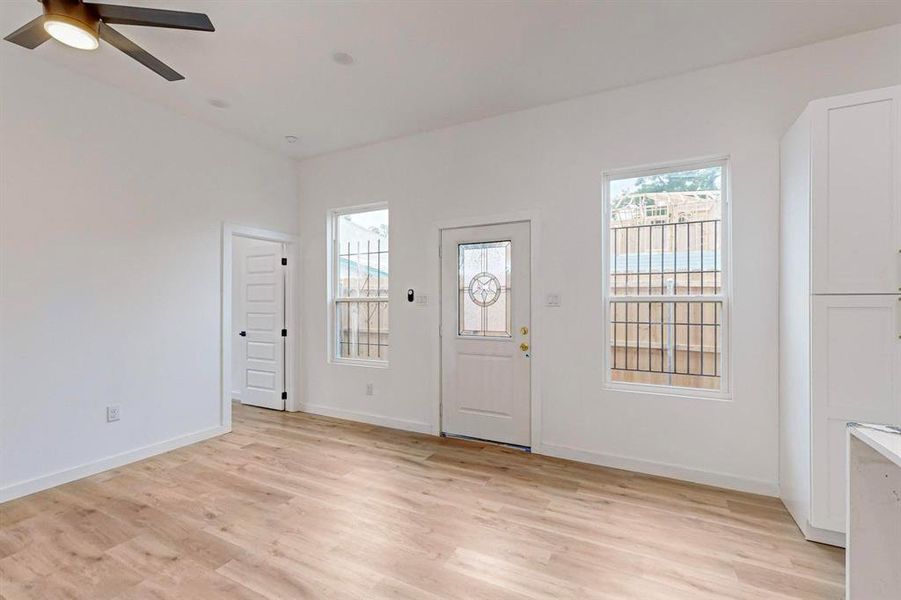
221, 223, 302, 430
434, 210, 543, 451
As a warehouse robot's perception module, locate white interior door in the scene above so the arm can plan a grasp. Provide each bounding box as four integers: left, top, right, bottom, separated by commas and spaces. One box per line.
236, 238, 286, 410
441, 222, 531, 446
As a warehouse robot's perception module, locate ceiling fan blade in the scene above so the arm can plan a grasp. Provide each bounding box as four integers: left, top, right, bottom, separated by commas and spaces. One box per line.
98, 22, 183, 81
4, 16, 51, 49
90, 4, 214, 31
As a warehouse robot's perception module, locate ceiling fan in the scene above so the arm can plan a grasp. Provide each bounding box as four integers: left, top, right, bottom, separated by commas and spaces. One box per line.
4, 0, 214, 81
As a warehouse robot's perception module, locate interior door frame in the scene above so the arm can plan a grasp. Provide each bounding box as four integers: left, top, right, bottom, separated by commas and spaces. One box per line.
434, 211, 543, 451
221, 223, 302, 430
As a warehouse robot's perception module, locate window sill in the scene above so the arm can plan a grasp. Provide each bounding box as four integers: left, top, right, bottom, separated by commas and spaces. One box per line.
603, 381, 732, 402
329, 358, 389, 369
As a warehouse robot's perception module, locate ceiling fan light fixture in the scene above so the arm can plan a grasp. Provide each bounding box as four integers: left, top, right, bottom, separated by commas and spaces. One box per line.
43, 16, 98, 50
6, 0, 214, 80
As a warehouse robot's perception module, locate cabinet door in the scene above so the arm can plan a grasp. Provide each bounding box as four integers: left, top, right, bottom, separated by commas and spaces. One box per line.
811, 86, 901, 294
810, 295, 901, 533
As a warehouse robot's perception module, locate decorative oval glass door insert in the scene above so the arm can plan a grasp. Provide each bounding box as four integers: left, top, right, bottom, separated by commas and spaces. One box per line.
458, 241, 511, 336
468, 272, 501, 307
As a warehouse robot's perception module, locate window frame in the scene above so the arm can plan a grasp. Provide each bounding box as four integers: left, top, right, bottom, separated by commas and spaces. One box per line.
601, 157, 732, 400
328, 203, 390, 368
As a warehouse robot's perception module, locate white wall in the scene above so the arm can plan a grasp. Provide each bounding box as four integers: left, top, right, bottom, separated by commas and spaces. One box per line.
296, 25, 901, 495
0, 52, 299, 500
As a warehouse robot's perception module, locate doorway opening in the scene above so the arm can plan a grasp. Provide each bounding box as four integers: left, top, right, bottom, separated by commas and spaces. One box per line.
221, 224, 299, 427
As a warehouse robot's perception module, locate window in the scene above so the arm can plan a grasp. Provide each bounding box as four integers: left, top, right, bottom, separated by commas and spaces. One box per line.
458, 241, 512, 337
604, 161, 728, 393
331, 207, 389, 363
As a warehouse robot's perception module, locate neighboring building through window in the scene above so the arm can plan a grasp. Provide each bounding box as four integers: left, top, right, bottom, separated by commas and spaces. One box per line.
605, 161, 727, 392
332, 207, 389, 363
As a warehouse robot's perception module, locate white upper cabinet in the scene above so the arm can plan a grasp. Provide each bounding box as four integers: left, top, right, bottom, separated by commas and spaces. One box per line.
811, 86, 901, 295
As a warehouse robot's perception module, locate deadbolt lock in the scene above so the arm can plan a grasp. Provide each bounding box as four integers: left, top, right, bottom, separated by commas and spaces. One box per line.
520, 326, 529, 335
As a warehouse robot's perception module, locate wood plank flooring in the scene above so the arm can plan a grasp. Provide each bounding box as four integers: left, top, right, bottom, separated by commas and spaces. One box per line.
1, 403, 844, 599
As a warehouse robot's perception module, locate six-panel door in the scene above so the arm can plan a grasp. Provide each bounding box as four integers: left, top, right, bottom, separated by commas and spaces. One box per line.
238, 240, 286, 411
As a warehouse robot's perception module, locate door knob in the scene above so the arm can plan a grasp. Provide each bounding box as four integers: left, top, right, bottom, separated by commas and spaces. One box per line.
520, 342, 529, 352
239, 331, 246, 337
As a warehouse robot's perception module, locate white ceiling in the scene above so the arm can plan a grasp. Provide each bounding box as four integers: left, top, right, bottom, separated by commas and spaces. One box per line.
3, 0, 901, 159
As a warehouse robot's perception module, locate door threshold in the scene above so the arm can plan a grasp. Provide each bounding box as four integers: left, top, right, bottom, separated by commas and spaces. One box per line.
239, 403, 286, 412
441, 432, 531, 452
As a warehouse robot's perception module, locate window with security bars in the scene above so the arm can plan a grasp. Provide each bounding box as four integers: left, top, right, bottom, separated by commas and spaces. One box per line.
332, 207, 389, 363
605, 162, 727, 392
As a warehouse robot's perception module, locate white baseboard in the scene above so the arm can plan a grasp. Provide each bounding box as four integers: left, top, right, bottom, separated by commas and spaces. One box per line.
0, 425, 229, 503
538, 442, 779, 497
798, 519, 846, 548
299, 403, 433, 435
293, 410, 776, 496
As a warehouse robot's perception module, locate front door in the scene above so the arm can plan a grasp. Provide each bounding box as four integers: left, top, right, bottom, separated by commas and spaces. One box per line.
236, 238, 286, 410
441, 222, 531, 446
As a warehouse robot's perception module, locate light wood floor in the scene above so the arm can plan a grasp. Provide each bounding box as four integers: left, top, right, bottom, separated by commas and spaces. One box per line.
1, 403, 844, 599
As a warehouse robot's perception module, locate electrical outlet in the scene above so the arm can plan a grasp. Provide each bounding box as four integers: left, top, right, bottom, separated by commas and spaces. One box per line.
106, 405, 121, 422
365, 383, 374, 396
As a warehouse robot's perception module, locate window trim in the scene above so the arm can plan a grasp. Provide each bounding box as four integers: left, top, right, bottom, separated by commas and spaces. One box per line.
327, 203, 390, 367
601, 157, 732, 400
